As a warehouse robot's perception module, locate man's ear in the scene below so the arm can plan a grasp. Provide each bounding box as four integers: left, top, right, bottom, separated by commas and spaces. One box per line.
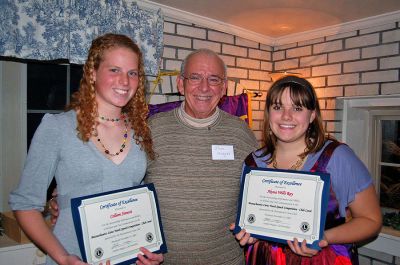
177, 76, 185, 95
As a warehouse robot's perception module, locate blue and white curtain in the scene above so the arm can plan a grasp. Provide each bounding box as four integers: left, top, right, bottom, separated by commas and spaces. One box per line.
0, 0, 164, 75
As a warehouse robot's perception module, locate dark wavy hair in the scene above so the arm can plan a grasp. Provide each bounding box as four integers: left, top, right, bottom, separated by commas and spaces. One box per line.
68, 33, 154, 159
261, 75, 334, 162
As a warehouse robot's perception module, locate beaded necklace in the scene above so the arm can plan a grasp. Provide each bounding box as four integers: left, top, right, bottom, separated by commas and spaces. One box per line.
271, 153, 307, 170
99, 113, 126, 122
95, 118, 129, 157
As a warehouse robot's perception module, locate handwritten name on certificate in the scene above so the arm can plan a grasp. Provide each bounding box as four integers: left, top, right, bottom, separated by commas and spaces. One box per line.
234, 166, 330, 249
71, 184, 167, 265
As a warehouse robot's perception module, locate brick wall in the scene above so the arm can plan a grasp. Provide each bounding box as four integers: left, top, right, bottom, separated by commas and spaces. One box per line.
149, 18, 400, 143
273, 22, 400, 140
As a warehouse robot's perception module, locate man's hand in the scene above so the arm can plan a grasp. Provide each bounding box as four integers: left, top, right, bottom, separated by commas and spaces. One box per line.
136, 247, 164, 265
229, 223, 258, 246
48, 189, 59, 225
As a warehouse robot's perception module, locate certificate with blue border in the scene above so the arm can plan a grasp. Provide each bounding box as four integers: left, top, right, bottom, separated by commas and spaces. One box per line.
234, 166, 330, 250
71, 183, 167, 265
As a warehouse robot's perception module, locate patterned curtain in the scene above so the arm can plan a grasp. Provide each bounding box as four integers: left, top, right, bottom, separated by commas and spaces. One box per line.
0, 0, 164, 75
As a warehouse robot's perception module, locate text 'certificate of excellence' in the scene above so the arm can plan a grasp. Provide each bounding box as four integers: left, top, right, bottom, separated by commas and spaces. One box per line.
234, 166, 330, 250
71, 184, 167, 265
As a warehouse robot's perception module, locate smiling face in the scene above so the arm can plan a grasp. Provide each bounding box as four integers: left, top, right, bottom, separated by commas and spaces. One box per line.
177, 52, 227, 119
269, 87, 316, 147
92, 47, 139, 112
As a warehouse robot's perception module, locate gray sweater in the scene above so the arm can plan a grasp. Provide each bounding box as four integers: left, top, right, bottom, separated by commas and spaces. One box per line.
9, 110, 147, 264
146, 109, 259, 265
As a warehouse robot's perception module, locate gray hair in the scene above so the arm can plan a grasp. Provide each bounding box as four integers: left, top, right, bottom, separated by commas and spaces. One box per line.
180, 49, 227, 79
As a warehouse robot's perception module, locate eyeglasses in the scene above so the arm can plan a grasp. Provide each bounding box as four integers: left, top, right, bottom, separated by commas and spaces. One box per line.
182, 73, 225, 86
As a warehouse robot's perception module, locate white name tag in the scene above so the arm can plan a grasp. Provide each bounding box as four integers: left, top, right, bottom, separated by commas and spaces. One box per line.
212, 145, 234, 160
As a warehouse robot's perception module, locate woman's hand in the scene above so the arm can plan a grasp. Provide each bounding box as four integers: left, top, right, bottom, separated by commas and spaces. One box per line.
229, 223, 258, 246
136, 247, 164, 265
287, 237, 328, 257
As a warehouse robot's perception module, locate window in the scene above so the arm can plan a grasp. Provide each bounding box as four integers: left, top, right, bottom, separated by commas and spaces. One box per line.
27, 62, 83, 148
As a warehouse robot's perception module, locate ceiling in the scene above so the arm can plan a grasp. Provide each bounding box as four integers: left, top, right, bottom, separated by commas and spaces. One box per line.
147, 0, 400, 38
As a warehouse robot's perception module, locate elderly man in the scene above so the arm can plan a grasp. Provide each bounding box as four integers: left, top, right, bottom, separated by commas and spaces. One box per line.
145, 49, 259, 264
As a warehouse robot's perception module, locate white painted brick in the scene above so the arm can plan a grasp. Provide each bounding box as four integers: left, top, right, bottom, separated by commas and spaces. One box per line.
321, 110, 336, 120
249, 70, 270, 81
343, 59, 377, 73
177, 49, 192, 60
307, 77, 326, 88
362, 43, 399, 59
163, 22, 175, 34
328, 74, 358, 86
382, 28, 400, 43
235, 37, 259, 48
237, 58, 260, 69
249, 49, 271, 60
208, 31, 234, 44
345, 33, 379, 49
312, 64, 341, 77
300, 54, 328, 67
163, 47, 176, 59
260, 81, 272, 91
165, 59, 182, 71
287, 46, 312, 58
222, 44, 247, 57
227, 80, 236, 96
261, 61, 273, 71
239, 79, 260, 90
326, 121, 340, 132
382, 82, 400, 95
328, 49, 360, 63
227, 67, 248, 79
325, 99, 337, 109
360, 22, 396, 34
290, 68, 311, 78
260, 44, 273, 51
147, 94, 167, 104
273, 51, 285, 61
252, 110, 265, 120
298, 37, 325, 46
318, 99, 326, 109
177, 25, 206, 39
362, 70, 398, 83
219, 55, 236, 67
313, 40, 343, 54
381, 55, 400, 69
326, 31, 357, 41
345, 84, 379, 96
274, 42, 297, 51
193, 39, 221, 52
251, 120, 262, 130
274, 59, 299, 71
317, 86, 343, 98
164, 34, 191, 48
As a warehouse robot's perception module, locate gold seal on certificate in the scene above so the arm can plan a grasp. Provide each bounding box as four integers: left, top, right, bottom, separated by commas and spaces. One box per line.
71, 183, 167, 265
234, 166, 330, 249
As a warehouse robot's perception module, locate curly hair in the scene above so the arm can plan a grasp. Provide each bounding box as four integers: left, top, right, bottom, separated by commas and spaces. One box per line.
261, 75, 335, 162
68, 33, 154, 159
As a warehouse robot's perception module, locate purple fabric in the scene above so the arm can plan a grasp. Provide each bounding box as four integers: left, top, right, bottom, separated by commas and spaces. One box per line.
148, 94, 250, 124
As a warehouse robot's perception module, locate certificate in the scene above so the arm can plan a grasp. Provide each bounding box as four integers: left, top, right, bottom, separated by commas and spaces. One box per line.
234, 166, 330, 250
71, 183, 167, 265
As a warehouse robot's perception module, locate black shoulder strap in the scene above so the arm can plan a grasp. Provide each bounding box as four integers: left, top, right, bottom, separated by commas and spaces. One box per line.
244, 153, 257, 167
